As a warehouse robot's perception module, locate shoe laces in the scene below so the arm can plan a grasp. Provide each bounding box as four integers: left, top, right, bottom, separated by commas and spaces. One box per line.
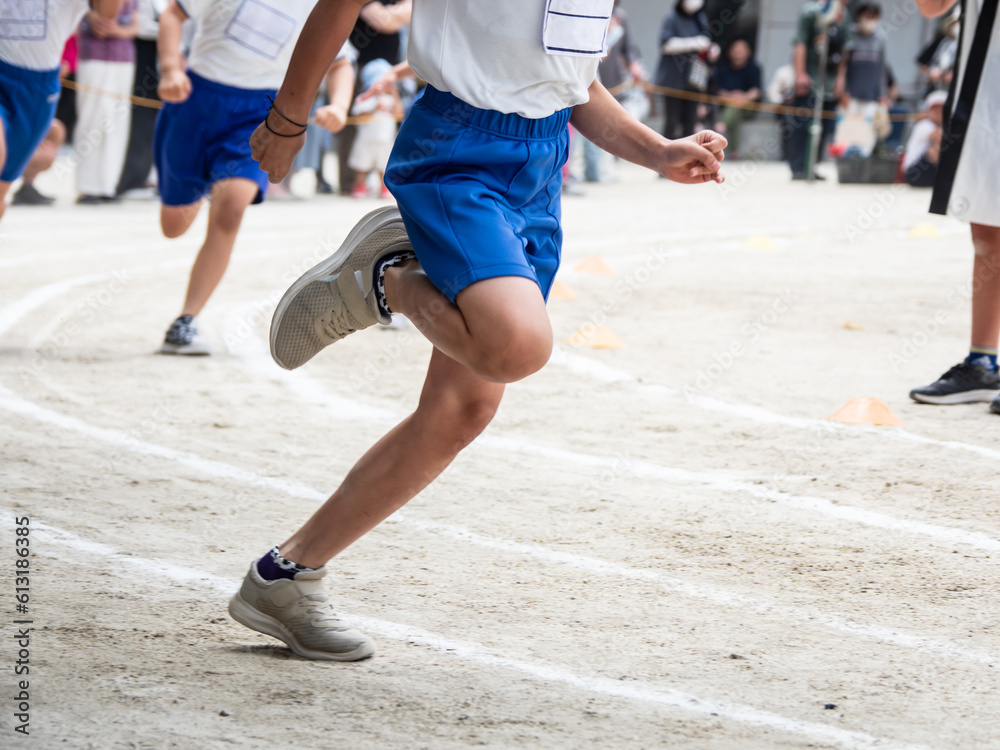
315, 300, 363, 341
300, 593, 346, 628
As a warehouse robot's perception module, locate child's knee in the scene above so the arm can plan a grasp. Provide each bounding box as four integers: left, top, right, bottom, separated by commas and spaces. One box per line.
475, 323, 552, 383
419, 392, 500, 449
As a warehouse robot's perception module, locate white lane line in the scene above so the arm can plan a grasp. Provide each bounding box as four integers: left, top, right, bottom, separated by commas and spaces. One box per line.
550, 348, 1000, 462
2, 383, 995, 670
0, 508, 936, 750
224, 323, 1000, 555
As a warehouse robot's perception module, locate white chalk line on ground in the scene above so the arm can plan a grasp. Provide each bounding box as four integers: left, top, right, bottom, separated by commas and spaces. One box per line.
2, 264, 997, 665
549, 347, 1000, 462
0, 507, 936, 750
223, 317, 1000, 555
4, 379, 993, 672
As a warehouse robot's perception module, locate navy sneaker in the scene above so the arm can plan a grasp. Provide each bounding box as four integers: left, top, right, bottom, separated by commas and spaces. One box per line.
909, 362, 1000, 404
159, 315, 212, 356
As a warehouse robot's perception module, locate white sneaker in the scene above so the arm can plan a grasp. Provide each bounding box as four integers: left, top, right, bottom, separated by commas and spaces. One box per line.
269, 206, 411, 369
228, 562, 376, 661
159, 315, 212, 355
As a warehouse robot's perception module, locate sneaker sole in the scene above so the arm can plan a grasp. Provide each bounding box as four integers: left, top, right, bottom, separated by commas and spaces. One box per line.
269, 206, 408, 370
228, 592, 376, 662
908, 388, 1000, 404
159, 343, 212, 356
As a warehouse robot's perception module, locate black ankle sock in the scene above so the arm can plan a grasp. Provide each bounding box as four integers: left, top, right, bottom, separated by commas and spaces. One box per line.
256, 545, 312, 581
373, 250, 416, 317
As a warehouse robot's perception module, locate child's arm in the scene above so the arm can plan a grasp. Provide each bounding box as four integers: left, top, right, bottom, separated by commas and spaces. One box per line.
314, 56, 356, 133
251, 0, 368, 182
157, 1, 191, 103
915, 0, 957, 17
570, 80, 725, 184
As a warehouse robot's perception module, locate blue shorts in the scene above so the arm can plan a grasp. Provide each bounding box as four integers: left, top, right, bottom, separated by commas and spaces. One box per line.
384, 86, 571, 302
0, 59, 60, 183
154, 71, 273, 206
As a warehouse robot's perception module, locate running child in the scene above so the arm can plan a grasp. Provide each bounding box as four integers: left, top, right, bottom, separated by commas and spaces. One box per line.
153, 0, 354, 355
229, 0, 726, 661
0, 0, 124, 222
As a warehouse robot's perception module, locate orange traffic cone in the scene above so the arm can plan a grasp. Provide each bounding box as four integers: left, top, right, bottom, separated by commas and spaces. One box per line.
574, 256, 615, 275
550, 279, 577, 300
826, 397, 903, 426
565, 325, 624, 349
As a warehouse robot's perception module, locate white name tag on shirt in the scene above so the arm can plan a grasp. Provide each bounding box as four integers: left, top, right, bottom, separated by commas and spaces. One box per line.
542, 0, 613, 57
225, 0, 296, 60
0, 0, 47, 40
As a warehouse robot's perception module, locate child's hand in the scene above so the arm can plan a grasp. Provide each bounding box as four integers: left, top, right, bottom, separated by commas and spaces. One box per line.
659, 130, 726, 184
249, 121, 305, 183
158, 68, 192, 103
315, 103, 348, 133
357, 70, 397, 103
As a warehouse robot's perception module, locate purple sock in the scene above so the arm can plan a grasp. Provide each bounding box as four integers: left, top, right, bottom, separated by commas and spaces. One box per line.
255, 546, 309, 581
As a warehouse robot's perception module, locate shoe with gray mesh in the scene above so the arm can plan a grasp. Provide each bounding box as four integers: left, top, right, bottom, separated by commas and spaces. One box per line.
270, 206, 411, 369
228, 561, 376, 661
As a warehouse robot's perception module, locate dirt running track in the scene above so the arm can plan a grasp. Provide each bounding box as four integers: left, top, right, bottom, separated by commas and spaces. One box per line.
1, 160, 998, 749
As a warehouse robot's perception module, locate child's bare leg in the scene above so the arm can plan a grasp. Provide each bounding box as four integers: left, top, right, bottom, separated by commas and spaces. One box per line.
160, 201, 204, 239
177, 178, 259, 317
385, 268, 553, 384
970, 222, 1000, 350
279, 346, 505, 567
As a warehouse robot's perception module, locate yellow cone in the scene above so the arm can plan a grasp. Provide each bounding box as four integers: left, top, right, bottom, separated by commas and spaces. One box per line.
743, 234, 777, 251
565, 325, 624, 349
550, 279, 578, 300
826, 397, 903, 426
574, 256, 615, 275
908, 223, 941, 239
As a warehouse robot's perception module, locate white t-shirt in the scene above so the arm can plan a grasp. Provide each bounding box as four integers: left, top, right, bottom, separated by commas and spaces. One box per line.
0, 0, 90, 71
179, 0, 318, 90
407, 0, 613, 119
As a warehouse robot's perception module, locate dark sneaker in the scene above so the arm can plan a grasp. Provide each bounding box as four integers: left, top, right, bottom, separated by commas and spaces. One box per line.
159, 315, 212, 355
909, 362, 1000, 404
229, 562, 376, 661
990, 392, 1000, 415
76, 194, 104, 205
12, 183, 55, 206
269, 206, 410, 370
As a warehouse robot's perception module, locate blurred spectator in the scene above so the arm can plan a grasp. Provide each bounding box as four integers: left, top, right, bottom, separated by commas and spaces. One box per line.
75, 0, 138, 203
349, 58, 399, 199
916, 6, 959, 94
833, 2, 894, 156
116, 0, 165, 197
338, 0, 411, 194
903, 90, 946, 188
655, 0, 718, 141
11, 121, 67, 206
55, 38, 79, 143
711, 38, 761, 159
583, 1, 645, 182
787, 0, 850, 180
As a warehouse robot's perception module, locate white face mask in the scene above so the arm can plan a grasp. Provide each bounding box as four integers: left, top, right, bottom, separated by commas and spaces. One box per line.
682, 0, 704, 14
858, 19, 879, 34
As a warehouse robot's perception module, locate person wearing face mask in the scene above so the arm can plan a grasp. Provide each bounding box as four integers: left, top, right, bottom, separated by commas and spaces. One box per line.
655, 0, 720, 141
833, 2, 894, 156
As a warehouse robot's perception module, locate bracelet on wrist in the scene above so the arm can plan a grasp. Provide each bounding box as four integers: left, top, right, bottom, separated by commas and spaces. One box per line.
265, 94, 309, 129
264, 114, 307, 138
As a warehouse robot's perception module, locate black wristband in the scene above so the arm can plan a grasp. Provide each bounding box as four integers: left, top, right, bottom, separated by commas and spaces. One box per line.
265, 94, 308, 129
264, 116, 306, 138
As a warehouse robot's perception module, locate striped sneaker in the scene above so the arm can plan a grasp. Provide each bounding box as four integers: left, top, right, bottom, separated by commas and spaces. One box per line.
269, 206, 411, 369
228, 562, 375, 662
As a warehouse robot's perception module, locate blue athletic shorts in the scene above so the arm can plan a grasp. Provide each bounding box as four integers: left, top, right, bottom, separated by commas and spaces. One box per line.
154, 71, 273, 206
384, 86, 571, 303
0, 59, 61, 183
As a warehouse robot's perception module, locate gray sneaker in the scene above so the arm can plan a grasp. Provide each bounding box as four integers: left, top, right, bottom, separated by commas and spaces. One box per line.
270, 206, 411, 369
228, 562, 376, 661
